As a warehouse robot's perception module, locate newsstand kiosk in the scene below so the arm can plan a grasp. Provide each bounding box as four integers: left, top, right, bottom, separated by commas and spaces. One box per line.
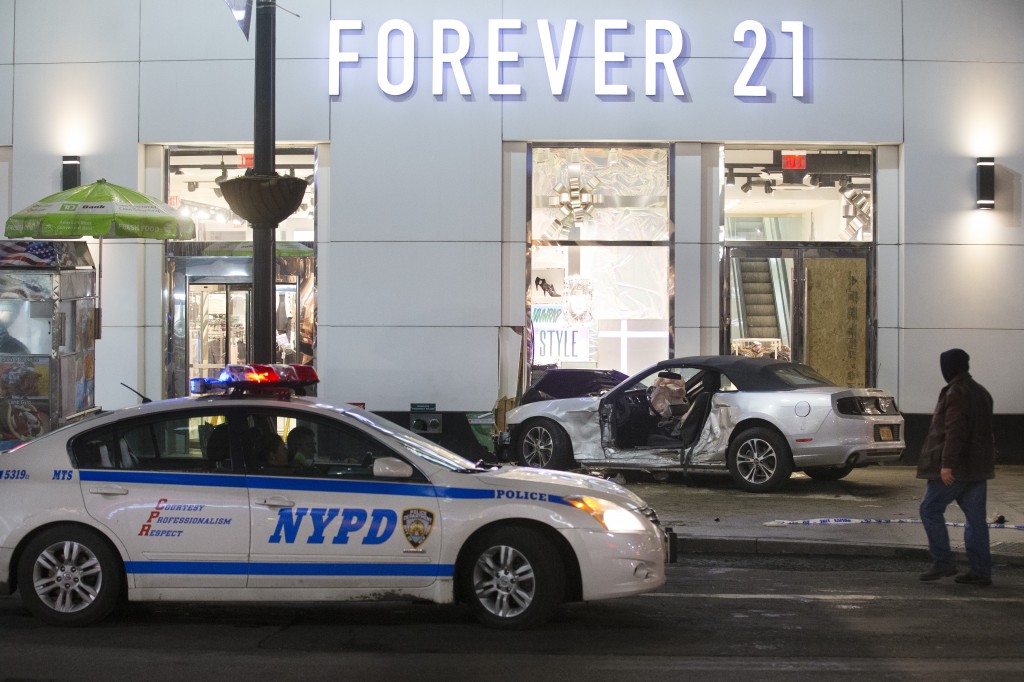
0, 240, 98, 448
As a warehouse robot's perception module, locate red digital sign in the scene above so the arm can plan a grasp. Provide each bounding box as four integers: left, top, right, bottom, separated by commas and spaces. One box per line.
781, 154, 806, 170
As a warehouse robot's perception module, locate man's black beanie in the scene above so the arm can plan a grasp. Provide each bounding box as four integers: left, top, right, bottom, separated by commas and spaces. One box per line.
940, 348, 970, 383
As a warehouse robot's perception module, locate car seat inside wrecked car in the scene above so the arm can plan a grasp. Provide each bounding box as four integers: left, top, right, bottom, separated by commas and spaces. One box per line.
646, 371, 718, 449
649, 371, 689, 420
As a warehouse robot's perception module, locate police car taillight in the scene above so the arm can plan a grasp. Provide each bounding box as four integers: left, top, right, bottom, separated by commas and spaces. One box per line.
190, 364, 320, 396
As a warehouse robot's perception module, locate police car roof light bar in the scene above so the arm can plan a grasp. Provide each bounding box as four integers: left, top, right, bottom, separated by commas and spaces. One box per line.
190, 364, 320, 396
240, 364, 282, 383
290, 364, 320, 385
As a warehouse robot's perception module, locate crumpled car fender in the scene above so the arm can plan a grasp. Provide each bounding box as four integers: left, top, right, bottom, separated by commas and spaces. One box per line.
505, 397, 603, 461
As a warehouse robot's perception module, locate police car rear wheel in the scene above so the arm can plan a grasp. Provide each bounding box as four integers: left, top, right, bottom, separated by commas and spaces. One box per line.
516, 419, 573, 470
17, 526, 123, 627
462, 527, 564, 630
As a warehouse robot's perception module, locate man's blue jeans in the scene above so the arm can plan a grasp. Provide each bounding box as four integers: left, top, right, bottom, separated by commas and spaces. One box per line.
919, 479, 991, 577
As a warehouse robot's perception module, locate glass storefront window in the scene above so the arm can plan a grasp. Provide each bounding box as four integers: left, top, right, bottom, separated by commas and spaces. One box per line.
163, 146, 319, 399
166, 147, 316, 243
532, 146, 670, 243
722, 146, 876, 387
529, 145, 670, 375
723, 148, 873, 242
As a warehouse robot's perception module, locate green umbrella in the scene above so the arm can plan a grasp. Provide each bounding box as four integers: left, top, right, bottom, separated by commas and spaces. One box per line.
4, 178, 195, 240
203, 240, 313, 257
4, 179, 195, 340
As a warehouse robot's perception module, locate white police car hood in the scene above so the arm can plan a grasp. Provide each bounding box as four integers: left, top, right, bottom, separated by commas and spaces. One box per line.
476, 466, 648, 510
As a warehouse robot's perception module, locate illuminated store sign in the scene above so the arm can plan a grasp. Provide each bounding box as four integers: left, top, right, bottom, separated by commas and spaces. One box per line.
532, 305, 589, 364
329, 19, 806, 99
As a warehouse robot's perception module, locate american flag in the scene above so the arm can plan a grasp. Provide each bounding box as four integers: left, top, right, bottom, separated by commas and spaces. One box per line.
0, 241, 58, 268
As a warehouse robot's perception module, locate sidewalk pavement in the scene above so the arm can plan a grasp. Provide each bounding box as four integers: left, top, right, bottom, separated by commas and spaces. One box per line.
621, 465, 1024, 567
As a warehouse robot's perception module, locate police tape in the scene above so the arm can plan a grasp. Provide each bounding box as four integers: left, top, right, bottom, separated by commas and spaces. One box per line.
763, 517, 1024, 530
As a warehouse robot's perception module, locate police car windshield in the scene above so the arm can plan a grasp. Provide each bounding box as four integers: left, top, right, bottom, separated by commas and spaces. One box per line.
393, 432, 487, 472
347, 410, 483, 472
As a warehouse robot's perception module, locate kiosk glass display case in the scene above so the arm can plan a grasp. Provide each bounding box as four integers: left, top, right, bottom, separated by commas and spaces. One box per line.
0, 241, 97, 447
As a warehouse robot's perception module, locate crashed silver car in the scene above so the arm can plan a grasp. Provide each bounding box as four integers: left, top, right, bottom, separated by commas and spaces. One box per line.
501, 356, 905, 493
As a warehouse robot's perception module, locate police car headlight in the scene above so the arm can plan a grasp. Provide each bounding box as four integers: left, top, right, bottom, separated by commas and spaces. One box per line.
565, 496, 646, 532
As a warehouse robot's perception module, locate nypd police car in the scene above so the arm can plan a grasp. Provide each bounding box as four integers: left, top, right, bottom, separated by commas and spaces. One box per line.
0, 365, 666, 629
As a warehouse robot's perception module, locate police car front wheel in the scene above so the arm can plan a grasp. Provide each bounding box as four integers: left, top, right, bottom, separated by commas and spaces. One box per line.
461, 526, 565, 630
17, 525, 123, 627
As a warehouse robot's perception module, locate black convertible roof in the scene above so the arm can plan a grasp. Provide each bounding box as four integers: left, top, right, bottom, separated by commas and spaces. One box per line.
650, 355, 833, 392
521, 368, 630, 404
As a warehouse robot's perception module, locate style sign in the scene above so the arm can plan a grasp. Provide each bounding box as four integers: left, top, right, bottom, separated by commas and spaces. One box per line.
532, 304, 589, 365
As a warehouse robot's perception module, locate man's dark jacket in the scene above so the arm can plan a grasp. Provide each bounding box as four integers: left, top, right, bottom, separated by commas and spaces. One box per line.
916, 372, 995, 481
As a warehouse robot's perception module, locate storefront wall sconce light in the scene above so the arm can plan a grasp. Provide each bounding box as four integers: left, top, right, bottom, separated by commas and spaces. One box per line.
62, 155, 81, 191
976, 157, 995, 210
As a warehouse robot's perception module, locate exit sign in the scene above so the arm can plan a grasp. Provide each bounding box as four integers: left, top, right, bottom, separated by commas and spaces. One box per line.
781, 151, 806, 170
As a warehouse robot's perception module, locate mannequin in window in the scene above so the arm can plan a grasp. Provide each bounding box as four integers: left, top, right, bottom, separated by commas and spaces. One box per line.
275, 296, 295, 363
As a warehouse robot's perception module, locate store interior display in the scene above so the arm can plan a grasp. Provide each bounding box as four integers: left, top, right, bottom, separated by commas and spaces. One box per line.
724, 147, 874, 386
529, 146, 671, 379
166, 147, 316, 243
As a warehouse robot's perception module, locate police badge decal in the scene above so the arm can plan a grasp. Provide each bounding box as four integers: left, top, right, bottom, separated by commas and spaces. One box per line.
402, 508, 434, 548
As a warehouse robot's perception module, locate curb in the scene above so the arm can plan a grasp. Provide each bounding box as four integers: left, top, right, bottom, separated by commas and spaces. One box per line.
670, 534, 1024, 567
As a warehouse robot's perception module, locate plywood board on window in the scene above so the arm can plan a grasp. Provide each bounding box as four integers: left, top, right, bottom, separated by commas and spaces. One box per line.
805, 259, 866, 387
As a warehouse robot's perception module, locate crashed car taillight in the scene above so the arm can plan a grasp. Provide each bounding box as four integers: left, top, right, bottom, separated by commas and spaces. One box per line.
836, 396, 899, 415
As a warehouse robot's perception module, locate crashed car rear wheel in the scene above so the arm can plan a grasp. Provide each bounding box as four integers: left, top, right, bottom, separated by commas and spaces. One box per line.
516, 418, 573, 470
727, 427, 793, 493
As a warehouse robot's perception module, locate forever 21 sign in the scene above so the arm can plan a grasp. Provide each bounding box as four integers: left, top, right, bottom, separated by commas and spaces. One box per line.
328, 19, 806, 99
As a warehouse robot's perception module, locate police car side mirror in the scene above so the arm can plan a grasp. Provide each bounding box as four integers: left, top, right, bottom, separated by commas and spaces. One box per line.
373, 457, 414, 478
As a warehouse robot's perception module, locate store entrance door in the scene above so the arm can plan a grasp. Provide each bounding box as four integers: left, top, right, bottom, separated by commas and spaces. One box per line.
188, 279, 251, 379
724, 245, 873, 387
167, 245, 317, 398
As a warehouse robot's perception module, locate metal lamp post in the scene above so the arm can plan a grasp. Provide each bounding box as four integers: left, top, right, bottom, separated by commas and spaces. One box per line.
251, 0, 276, 364
218, 0, 306, 364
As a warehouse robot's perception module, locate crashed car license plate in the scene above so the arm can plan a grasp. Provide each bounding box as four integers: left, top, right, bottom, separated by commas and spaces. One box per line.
879, 426, 893, 441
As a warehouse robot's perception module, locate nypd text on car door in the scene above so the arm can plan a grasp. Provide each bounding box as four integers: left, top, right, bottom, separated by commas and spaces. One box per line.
243, 408, 443, 589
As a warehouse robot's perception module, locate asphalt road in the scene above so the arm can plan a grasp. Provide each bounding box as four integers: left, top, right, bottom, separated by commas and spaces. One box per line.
2, 556, 1023, 682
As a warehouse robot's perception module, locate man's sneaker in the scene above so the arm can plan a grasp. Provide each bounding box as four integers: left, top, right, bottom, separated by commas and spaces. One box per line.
919, 564, 958, 581
954, 572, 992, 586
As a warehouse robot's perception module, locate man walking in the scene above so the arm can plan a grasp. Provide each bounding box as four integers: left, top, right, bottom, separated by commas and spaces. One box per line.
917, 348, 996, 585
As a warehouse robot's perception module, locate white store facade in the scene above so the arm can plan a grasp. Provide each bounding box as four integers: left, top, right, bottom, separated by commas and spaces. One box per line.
1, 0, 1022, 461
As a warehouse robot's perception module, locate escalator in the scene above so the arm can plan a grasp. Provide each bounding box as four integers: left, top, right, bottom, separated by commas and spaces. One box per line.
727, 217, 790, 351
737, 258, 780, 339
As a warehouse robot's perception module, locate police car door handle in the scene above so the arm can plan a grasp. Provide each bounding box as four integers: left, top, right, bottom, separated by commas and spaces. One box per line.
259, 497, 295, 508
89, 485, 129, 496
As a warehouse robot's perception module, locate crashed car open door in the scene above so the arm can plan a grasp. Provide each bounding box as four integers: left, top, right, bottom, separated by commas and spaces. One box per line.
597, 364, 730, 470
